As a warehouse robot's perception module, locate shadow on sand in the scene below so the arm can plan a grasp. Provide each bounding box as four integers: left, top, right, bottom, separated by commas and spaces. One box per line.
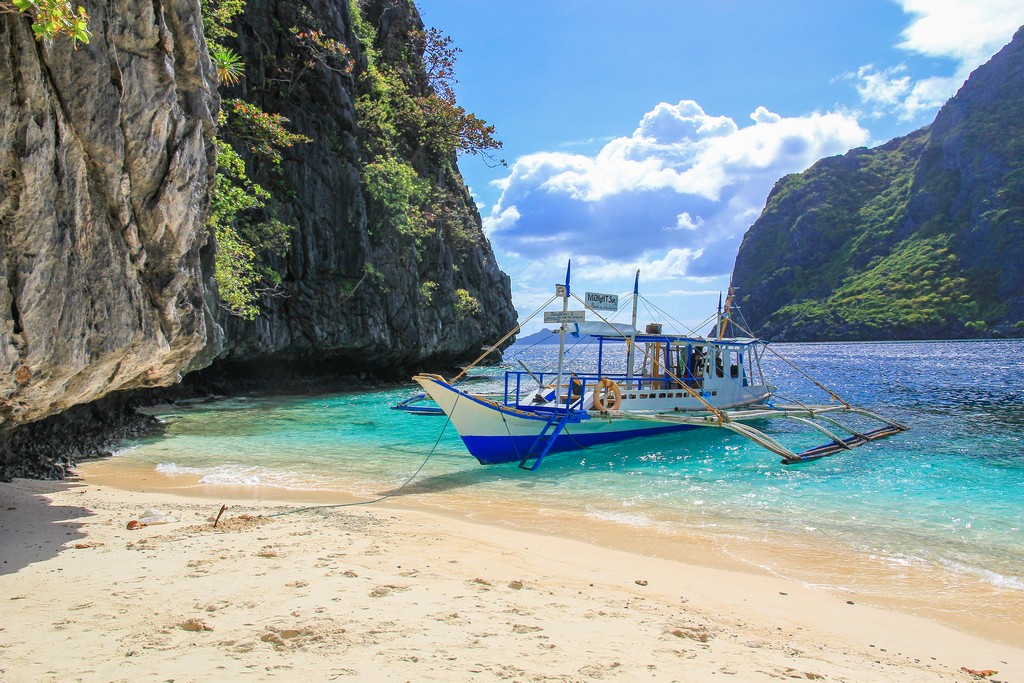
0, 478, 95, 575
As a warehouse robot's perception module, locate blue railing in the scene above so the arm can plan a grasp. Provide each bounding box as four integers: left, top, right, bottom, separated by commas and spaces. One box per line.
503, 370, 707, 410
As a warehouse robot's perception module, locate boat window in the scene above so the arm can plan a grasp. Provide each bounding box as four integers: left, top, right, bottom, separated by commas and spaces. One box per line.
658, 393, 666, 398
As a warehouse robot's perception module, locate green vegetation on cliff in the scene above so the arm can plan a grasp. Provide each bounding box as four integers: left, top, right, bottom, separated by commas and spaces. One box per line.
201, 0, 312, 319
348, 0, 502, 314
350, 0, 500, 254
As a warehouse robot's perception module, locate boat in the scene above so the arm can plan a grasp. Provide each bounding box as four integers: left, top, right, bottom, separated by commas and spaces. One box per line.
411, 263, 907, 470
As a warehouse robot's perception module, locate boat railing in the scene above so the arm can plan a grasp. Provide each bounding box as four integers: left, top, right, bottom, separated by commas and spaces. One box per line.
504, 370, 711, 410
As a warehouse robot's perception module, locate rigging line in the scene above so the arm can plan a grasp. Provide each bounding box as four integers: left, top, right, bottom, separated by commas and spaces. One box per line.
772, 391, 815, 413
451, 293, 559, 383
503, 316, 562, 360
265, 392, 463, 518
636, 294, 707, 339
726, 317, 852, 409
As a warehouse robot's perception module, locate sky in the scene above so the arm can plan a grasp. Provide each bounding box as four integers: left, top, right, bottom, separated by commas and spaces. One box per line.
417, 1, 1024, 335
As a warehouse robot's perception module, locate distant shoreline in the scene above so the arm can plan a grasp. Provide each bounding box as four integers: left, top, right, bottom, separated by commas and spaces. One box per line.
512, 331, 1024, 345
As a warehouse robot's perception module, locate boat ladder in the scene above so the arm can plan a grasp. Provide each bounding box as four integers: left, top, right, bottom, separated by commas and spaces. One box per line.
519, 412, 571, 471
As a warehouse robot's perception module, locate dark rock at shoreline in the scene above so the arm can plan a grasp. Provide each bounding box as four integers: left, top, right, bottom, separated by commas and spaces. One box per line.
0, 393, 160, 481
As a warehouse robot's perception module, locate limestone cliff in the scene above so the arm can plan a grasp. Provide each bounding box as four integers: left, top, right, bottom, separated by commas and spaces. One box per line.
208, 0, 517, 375
0, 2, 220, 430
0, 0, 517, 479
731, 26, 1024, 341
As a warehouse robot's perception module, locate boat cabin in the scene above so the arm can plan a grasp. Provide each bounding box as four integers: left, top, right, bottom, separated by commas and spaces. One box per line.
505, 327, 771, 414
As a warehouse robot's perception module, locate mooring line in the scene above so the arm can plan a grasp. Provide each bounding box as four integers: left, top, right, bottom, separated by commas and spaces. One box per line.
264, 392, 461, 518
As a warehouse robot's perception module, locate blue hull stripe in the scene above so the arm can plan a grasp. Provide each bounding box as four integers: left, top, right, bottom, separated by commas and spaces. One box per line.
461, 423, 698, 465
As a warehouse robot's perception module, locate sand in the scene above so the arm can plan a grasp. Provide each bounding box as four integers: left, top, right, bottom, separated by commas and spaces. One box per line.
1, 476, 1020, 682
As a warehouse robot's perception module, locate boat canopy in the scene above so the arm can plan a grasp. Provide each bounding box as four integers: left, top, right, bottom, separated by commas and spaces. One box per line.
590, 330, 762, 347
569, 321, 639, 338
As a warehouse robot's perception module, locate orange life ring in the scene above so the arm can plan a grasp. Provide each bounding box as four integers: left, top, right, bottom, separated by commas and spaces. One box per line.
591, 378, 622, 412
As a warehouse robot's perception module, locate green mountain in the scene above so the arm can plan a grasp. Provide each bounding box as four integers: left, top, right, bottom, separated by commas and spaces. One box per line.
731, 27, 1024, 341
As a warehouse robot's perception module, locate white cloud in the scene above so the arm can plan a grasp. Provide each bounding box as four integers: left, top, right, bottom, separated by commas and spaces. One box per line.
750, 106, 782, 125
897, 0, 1024, 64
850, 1, 1024, 119
668, 212, 703, 232
483, 205, 520, 236
575, 248, 705, 283
899, 73, 969, 118
485, 100, 868, 276
854, 64, 912, 108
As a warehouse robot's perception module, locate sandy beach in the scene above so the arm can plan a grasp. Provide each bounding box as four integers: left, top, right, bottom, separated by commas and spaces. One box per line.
1, 474, 1021, 683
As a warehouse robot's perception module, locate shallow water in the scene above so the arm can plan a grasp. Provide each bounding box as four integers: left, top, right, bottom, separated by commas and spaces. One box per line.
92, 339, 1024, 635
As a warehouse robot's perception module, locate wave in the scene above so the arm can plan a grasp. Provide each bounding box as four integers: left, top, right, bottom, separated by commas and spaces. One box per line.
155, 462, 327, 490
942, 559, 1024, 591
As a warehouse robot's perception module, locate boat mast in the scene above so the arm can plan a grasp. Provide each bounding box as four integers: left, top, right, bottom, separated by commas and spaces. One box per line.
554, 260, 570, 405
626, 269, 639, 385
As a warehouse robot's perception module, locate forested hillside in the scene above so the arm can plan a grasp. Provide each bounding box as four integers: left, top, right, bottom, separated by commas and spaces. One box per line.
731, 26, 1024, 341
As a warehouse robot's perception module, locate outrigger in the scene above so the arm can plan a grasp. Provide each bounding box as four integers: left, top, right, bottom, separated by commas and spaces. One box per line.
412, 263, 907, 470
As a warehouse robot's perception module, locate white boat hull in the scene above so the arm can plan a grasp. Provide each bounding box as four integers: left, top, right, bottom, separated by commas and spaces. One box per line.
414, 374, 698, 465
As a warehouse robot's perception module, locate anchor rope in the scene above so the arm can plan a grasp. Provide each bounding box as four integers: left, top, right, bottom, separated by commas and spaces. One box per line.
264, 391, 462, 518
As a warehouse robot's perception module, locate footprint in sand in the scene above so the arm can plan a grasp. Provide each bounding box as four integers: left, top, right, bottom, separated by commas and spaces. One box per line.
179, 618, 213, 632
669, 625, 713, 643
578, 661, 622, 679
369, 584, 409, 598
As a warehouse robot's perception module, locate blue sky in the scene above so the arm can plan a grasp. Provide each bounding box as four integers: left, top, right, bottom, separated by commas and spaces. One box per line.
418, 1, 1024, 335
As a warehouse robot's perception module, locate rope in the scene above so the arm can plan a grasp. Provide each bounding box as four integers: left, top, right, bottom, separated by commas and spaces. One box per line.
451, 294, 557, 383
264, 392, 461, 518
725, 317, 852, 409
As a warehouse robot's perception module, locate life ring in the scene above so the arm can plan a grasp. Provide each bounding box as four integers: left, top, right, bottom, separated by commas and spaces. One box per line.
591, 377, 622, 412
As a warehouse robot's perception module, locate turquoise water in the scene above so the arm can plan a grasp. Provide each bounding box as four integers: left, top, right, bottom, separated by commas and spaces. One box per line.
106, 339, 1023, 608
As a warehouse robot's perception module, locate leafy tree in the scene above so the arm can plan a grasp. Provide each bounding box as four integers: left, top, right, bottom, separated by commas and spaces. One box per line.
208, 141, 268, 318
352, 0, 501, 263
454, 288, 480, 319
2, 0, 90, 43
411, 27, 502, 162
221, 99, 311, 164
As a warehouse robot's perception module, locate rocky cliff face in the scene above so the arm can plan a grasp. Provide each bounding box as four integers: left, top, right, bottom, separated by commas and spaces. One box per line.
0, 2, 220, 432
731, 26, 1024, 341
209, 0, 517, 375
0, 0, 517, 479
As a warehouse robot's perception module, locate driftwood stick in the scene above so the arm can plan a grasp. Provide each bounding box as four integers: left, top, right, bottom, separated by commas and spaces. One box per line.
213, 504, 228, 528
